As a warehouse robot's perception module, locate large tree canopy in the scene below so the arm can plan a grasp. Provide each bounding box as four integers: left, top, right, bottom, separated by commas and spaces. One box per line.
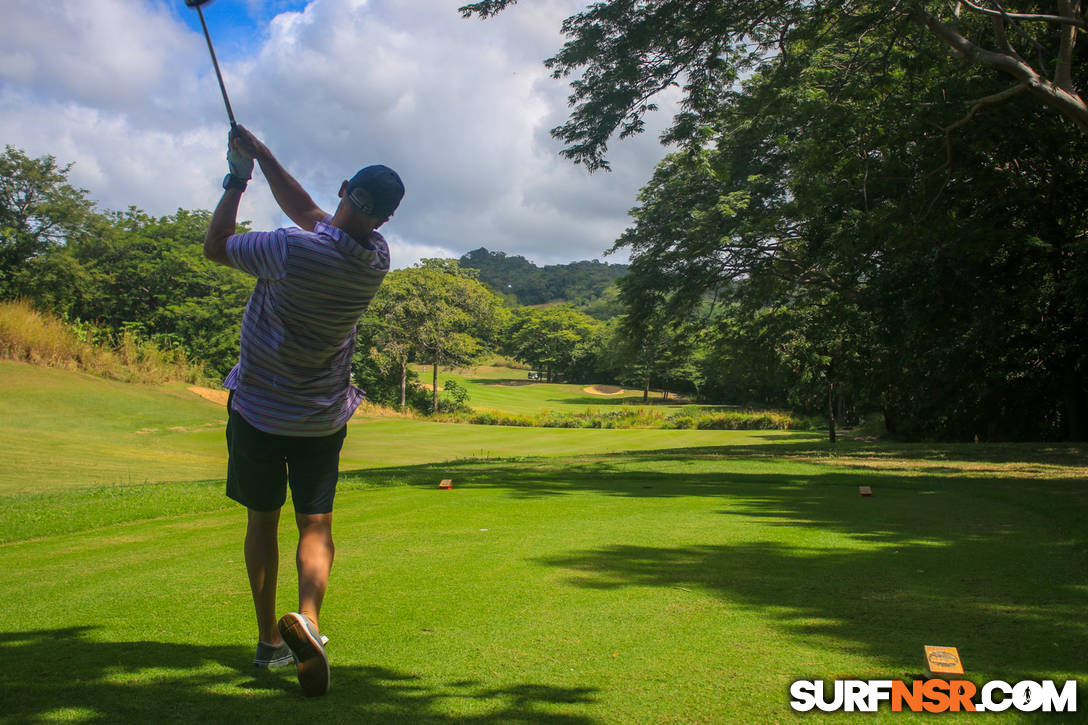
463, 1, 1088, 440
462, 1, 1088, 170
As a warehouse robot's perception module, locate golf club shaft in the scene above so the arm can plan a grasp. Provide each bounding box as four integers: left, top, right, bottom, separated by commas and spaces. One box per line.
196, 4, 237, 129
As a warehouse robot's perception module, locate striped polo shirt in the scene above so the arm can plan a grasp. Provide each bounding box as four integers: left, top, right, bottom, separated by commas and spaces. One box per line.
222, 217, 389, 436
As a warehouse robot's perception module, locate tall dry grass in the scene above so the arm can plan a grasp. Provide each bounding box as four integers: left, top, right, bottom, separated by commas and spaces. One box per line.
352, 399, 417, 418
0, 300, 206, 384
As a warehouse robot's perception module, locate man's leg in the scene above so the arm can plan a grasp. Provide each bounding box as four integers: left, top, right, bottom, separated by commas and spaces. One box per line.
277, 427, 342, 696
245, 507, 282, 644
277, 512, 334, 696
295, 512, 334, 629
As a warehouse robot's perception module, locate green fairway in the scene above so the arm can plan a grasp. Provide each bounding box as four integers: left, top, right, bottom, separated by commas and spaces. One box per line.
0, 361, 780, 494
417, 364, 696, 415
0, 361, 229, 492
1, 362, 1086, 722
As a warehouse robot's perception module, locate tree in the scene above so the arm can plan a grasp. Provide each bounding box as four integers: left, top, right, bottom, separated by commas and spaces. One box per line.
610, 250, 706, 403
505, 305, 599, 382
363, 259, 507, 413
699, 292, 795, 410
463, 1, 1088, 439
614, 307, 701, 403
358, 269, 426, 409
908, 2, 1088, 132
416, 259, 508, 412
59, 208, 252, 376
8, 202, 253, 377
461, 2, 1088, 168
0, 146, 95, 298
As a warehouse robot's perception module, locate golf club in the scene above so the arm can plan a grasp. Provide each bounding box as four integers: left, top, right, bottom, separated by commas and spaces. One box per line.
185, 0, 237, 129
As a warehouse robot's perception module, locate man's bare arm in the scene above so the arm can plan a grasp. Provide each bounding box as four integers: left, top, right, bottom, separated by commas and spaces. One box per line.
231, 125, 328, 231
204, 187, 244, 266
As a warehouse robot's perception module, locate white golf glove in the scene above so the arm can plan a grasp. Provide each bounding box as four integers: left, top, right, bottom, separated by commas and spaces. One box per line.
227, 146, 254, 180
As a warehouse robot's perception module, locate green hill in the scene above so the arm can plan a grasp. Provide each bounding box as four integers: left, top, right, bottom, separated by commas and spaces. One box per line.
459, 247, 627, 316
0, 361, 227, 493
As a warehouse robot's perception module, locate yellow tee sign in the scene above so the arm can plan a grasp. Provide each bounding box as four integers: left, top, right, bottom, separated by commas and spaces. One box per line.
924, 645, 965, 675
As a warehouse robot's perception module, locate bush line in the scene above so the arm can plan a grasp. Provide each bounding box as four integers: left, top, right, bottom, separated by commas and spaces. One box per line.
429, 407, 818, 431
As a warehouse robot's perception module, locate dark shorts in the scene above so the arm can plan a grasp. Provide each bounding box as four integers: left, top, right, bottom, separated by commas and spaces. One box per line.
225, 391, 347, 514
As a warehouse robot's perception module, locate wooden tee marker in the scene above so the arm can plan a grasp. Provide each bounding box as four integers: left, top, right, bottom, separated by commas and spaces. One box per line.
859, 485, 872, 497
439, 479, 452, 490
924, 645, 964, 675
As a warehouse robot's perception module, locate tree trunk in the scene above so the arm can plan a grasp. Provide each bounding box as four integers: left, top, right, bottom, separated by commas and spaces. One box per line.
643, 372, 650, 403
827, 379, 837, 444
432, 357, 439, 414
881, 387, 897, 435
1063, 359, 1088, 441
399, 357, 408, 409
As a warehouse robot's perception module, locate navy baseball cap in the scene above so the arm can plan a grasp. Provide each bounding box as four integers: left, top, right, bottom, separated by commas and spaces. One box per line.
346, 165, 405, 219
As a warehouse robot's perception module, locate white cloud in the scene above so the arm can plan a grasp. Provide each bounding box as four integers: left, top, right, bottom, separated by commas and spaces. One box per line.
1, 0, 676, 267
0, 0, 203, 118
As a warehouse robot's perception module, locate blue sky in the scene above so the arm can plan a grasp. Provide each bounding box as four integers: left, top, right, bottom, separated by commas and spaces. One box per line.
171, 0, 310, 59
1, 0, 677, 268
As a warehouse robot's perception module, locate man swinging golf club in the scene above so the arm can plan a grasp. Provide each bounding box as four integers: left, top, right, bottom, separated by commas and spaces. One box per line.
204, 125, 404, 697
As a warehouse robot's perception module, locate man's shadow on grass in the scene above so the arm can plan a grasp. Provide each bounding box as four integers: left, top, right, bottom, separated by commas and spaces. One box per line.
0, 628, 598, 724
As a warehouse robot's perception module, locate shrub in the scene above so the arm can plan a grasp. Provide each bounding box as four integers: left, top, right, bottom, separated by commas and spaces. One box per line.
427, 399, 817, 432
688, 410, 811, 430
438, 378, 472, 413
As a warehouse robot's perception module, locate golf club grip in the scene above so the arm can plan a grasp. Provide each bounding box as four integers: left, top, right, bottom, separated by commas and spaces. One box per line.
196, 5, 237, 128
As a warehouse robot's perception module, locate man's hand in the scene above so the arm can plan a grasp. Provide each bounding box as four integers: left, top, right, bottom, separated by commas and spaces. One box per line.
227, 127, 258, 180
230, 125, 272, 162
227, 147, 253, 180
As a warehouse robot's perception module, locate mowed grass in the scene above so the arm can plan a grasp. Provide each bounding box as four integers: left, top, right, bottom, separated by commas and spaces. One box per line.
0, 361, 766, 494
0, 361, 229, 491
1, 362, 1086, 722
417, 364, 694, 415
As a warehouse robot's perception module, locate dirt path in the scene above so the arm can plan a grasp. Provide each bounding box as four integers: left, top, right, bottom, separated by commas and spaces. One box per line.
187, 386, 228, 406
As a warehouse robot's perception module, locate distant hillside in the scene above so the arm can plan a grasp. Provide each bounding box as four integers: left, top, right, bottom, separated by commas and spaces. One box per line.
459, 248, 628, 315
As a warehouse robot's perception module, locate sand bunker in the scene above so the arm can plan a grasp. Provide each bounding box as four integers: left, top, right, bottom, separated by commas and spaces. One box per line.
583, 385, 626, 396
188, 386, 229, 406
